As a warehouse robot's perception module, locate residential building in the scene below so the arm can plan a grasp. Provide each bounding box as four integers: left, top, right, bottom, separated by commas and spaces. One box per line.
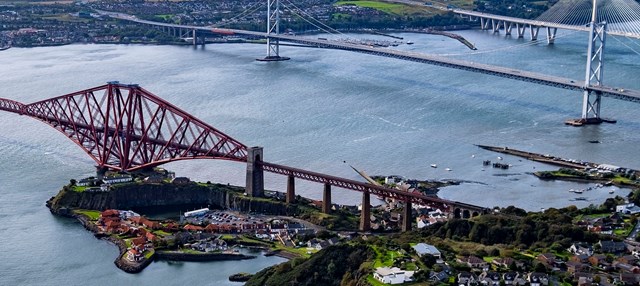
599, 240, 627, 254
616, 203, 640, 215
528, 272, 549, 286
373, 267, 412, 284
457, 271, 477, 286
412, 243, 441, 258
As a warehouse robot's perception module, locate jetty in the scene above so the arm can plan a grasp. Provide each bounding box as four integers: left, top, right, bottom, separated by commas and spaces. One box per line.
475, 144, 593, 169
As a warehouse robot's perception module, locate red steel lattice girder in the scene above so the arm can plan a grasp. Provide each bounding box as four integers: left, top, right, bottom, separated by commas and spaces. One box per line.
6, 82, 247, 171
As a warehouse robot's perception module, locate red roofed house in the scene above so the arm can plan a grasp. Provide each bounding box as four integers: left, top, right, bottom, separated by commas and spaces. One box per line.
126, 248, 143, 262
131, 236, 147, 252
205, 224, 220, 233
183, 224, 204, 232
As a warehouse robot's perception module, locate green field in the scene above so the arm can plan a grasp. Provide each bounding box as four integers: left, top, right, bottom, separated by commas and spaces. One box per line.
335, 0, 422, 15
74, 209, 100, 220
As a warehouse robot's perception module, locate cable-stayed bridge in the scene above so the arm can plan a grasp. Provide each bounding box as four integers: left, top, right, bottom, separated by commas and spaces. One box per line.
102, 5, 639, 125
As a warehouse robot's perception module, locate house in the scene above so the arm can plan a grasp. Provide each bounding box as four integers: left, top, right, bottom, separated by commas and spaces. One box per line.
205, 224, 220, 233
184, 224, 204, 232
503, 272, 527, 286
599, 240, 627, 254
537, 253, 557, 267
144, 175, 164, 183
373, 267, 413, 284
566, 261, 590, 274
589, 254, 607, 267
570, 254, 591, 264
619, 273, 640, 285
613, 261, 640, 273
429, 271, 449, 283
142, 219, 160, 230
77, 177, 100, 187
126, 248, 143, 262
616, 203, 640, 215
457, 271, 477, 286
458, 256, 488, 269
568, 242, 594, 256
618, 255, 639, 265
102, 174, 132, 184
503, 272, 517, 285
528, 272, 549, 286
412, 243, 441, 258
478, 271, 501, 286
493, 257, 524, 270
171, 177, 190, 184
131, 236, 147, 251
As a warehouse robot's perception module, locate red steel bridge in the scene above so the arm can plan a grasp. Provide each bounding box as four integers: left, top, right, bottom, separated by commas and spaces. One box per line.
0, 82, 488, 231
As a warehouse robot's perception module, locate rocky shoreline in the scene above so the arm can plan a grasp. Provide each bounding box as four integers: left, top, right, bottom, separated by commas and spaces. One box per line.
46, 201, 151, 273
46, 195, 259, 273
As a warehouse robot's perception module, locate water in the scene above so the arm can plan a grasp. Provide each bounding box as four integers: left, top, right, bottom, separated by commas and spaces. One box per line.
1, 30, 639, 284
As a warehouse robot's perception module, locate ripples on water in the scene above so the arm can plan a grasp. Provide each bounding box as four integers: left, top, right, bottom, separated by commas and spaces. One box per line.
0, 31, 639, 284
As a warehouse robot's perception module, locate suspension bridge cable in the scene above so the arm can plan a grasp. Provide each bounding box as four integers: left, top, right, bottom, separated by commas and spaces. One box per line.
612, 34, 640, 56
281, 0, 350, 38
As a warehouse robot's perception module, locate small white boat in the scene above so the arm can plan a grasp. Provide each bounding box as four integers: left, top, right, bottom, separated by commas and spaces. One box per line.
574, 189, 584, 194
497, 156, 503, 160
445, 168, 452, 171
430, 164, 438, 168
471, 154, 475, 158
609, 189, 615, 194
406, 41, 414, 45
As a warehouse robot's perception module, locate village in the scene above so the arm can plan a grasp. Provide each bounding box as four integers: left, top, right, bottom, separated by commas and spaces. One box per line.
63, 166, 640, 285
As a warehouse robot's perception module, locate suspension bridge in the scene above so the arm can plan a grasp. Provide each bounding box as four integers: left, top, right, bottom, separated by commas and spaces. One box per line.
100, 0, 640, 125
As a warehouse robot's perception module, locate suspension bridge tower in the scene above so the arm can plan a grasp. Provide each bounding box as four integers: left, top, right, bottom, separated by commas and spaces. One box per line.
567, 0, 615, 126
257, 0, 290, 61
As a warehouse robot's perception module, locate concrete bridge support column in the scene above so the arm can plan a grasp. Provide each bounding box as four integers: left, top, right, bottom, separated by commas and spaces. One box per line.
286, 175, 295, 204
359, 191, 371, 231
546, 27, 557, 44
516, 23, 525, 38
192, 29, 197, 46
480, 18, 486, 30
245, 146, 264, 197
491, 19, 500, 33
96, 166, 108, 180
322, 183, 332, 214
505, 22, 513, 35
402, 201, 412, 232
530, 25, 540, 41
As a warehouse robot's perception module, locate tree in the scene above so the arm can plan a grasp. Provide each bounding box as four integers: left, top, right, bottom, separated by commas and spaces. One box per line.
534, 262, 547, 273
69, 179, 77, 186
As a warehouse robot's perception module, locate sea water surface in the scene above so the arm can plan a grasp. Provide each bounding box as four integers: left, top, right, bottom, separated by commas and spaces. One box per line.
0, 30, 639, 284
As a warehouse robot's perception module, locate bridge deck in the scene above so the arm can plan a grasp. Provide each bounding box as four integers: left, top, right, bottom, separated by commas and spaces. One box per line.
104, 12, 640, 104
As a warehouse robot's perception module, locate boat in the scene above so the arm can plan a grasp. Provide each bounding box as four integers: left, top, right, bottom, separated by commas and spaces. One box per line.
406, 41, 414, 45
445, 168, 452, 171
574, 189, 584, 194
430, 164, 437, 168
609, 189, 615, 194
574, 197, 588, 201
0, 45, 10, 51
497, 156, 503, 160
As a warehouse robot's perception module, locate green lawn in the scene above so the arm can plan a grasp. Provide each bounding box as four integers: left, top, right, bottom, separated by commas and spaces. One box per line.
373, 246, 399, 268
74, 209, 100, 220
335, 0, 416, 15
153, 230, 172, 237
144, 249, 155, 259
71, 185, 88, 192
366, 274, 387, 286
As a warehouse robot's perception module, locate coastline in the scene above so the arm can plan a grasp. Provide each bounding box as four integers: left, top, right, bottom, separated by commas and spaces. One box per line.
46, 198, 259, 273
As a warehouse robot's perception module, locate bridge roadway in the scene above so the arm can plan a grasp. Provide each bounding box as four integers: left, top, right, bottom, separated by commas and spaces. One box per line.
452, 9, 640, 39
107, 13, 640, 104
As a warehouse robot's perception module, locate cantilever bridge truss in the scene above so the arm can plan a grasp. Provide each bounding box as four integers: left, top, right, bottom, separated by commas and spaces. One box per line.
0, 83, 488, 215
0, 82, 248, 171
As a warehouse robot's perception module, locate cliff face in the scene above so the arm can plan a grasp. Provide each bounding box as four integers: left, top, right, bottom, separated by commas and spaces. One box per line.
47, 183, 298, 215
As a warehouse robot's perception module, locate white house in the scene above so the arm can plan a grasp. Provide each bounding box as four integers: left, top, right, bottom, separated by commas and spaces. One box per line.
102, 174, 133, 184
374, 267, 413, 284
412, 243, 441, 258
616, 203, 640, 215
